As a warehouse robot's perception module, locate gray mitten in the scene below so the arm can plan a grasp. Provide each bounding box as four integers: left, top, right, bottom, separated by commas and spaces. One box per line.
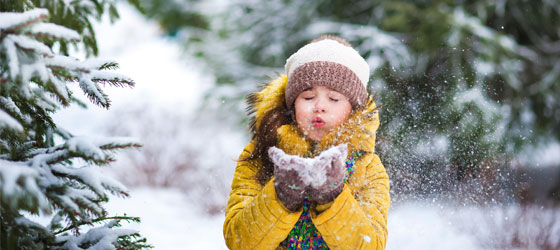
268, 147, 308, 211
308, 144, 348, 205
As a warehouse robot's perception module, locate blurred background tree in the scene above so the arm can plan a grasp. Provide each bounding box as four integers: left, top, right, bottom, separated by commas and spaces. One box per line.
136, 0, 560, 202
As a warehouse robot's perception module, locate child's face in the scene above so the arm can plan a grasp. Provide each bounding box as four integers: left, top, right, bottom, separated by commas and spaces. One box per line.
294, 86, 352, 141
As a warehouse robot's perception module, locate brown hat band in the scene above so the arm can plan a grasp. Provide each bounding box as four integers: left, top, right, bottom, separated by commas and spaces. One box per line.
285, 61, 368, 109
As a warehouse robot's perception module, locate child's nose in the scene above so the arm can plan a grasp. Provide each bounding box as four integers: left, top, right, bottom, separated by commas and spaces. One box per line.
313, 99, 326, 113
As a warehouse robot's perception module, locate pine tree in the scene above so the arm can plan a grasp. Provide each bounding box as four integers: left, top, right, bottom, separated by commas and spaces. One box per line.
0, 1, 151, 250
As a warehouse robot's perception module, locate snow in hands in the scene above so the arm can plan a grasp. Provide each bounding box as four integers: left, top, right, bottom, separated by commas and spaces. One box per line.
268, 144, 348, 189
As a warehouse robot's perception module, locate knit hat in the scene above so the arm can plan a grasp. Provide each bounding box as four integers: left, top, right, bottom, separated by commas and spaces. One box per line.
284, 35, 370, 109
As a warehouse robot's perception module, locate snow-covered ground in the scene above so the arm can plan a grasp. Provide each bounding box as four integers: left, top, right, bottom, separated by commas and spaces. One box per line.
50, 3, 559, 250
105, 187, 482, 250
106, 188, 229, 250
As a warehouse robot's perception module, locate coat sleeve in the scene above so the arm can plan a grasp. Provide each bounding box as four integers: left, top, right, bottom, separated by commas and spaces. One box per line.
223, 140, 302, 250
311, 153, 390, 250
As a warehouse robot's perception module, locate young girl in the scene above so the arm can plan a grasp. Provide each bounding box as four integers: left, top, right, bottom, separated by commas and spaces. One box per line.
223, 35, 391, 250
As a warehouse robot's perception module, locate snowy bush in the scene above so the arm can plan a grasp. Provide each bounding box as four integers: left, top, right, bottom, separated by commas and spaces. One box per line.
0, 6, 150, 250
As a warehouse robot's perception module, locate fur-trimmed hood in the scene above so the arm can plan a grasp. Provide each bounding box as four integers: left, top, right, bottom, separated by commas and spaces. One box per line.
247, 74, 380, 158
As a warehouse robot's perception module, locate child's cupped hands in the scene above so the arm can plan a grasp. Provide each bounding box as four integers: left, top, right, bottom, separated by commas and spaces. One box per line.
308, 144, 348, 204
268, 144, 348, 211
268, 148, 308, 211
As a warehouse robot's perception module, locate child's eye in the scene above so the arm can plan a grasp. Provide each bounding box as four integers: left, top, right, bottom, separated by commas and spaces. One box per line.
303, 96, 314, 100
329, 97, 339, 102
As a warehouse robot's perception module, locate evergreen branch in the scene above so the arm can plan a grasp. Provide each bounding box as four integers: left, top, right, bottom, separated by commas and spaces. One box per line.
1, 5, 145, 250
9, 34, 53, 57
93, 79, 135, 88
98, 61, 119, 70
54, 220, 150, 250
53, 215, 140, 235
99, 142, 142, 150
24, 22, 81, 42
47, 58, 125, 75
115, 233, 153, 250
23, 32, 80, 43
27, 136, 141, 166
0, 9, 48, 37
49, 164, 129, 199
25, 144, 65, 159
44, 185, 118, 234
0, 141, 9, 157
51, 149, 111, 166
24, 98, 57, 131
46, 75, 71, 106
47, 60, 92, 74
44, 185, 82, 226
62, 188, 107, 218
90, 70, 135, 88
0, 108, 24, 132
44, 57, 137, 108
27, 147, 111, 167
29, 149, 69, 166
32, 87, 61, 111
79, 78, 111, 109
0, 159, 48, 212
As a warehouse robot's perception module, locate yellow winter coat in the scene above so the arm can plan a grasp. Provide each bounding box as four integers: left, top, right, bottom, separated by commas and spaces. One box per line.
223, 75, 390, 250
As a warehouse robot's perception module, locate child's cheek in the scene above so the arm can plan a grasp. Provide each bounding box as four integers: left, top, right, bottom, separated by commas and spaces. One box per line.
303, 104, 314, 113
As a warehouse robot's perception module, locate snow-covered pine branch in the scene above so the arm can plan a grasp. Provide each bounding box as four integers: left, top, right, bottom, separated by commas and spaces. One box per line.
0, 8, 48, 31
0, 159, 48, 213
0, 8, 135, 109
55, 219, 146, 250
24, 136, 140, 220
46, 55, 135, 108
1, 6, 150, 250
0, 135, 141, 234
0, 108, 24, 132
23, 136, 141, 167
26, 23, 81, 42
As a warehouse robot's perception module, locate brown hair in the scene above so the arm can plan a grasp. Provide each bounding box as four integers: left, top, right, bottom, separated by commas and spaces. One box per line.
244, 101, 294, 185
